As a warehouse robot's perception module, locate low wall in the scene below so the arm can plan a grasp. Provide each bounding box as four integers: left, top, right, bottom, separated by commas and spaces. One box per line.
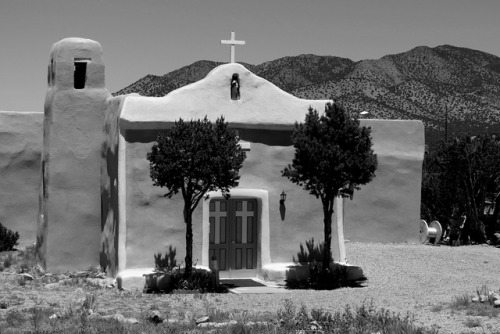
0, 111, 43, 248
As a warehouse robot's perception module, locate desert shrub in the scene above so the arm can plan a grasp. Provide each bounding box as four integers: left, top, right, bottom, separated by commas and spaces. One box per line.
276, 299, 438, 333
146, 247, 227, 293
0, 222, 19, 252
1, 252, 15, 269
286, 238, 366, 290
450, 286, 500, 318
287, 261, 365, 290
154, 245, 177, 271
169, 267, 218, 292
464, 317, 482, 328
292, 237, 324, 263
5, 308, 26, 327
145, 267, 226, 294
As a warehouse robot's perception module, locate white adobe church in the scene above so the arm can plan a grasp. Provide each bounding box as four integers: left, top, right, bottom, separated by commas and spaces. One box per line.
0, 36, 424, 280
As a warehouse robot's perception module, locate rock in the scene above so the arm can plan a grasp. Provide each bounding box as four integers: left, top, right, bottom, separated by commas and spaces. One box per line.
86, 277, 116, 288
49, 314, 58, 320
199, 320, 237, 328
196, 316, 210, 324
471, 296, 480, 302
75, 271, 89, 278
480, 295, 488, 303
123, 317, 140, 324
147, 310, 164, 324
492, 294, 500, 301
494, 300, 500, 308
19, 273, 34, 281
198, 321, 238, 328
198, 322, 214, 328
100, 313, 138, 324
45, 283, 60, 289
57, 274, 69, 281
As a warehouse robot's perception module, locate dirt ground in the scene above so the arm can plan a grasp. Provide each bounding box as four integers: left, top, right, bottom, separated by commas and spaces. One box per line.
1, 242, 500, 333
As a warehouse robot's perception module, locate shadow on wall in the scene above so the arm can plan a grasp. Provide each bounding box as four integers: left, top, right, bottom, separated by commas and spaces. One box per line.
100, 145, 120, 275
124, 128, 293, 146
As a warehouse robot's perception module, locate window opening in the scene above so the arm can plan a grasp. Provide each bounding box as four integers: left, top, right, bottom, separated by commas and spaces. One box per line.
230, 73, 240, 100
74, 58, 91, 89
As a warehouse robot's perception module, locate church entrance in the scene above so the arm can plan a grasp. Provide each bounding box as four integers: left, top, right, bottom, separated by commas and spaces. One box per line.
209, 198, 258, 271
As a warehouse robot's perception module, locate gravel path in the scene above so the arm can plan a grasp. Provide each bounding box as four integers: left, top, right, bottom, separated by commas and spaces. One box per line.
207, 243, 500, 333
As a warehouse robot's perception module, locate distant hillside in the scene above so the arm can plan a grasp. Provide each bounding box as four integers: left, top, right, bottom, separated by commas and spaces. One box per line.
114, 45, 500, 146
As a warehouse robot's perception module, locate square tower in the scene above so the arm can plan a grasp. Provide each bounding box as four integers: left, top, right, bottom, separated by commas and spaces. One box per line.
38, 38, 110, 272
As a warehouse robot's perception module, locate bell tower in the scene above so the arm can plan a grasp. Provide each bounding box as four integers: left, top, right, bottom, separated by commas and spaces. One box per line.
37, 38, 110, 272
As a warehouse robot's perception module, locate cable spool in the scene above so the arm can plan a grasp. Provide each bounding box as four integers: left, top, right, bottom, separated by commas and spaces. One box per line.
420, 219, 443, 244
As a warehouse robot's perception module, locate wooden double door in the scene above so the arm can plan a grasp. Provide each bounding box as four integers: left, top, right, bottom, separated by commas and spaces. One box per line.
209, 199, 258, 271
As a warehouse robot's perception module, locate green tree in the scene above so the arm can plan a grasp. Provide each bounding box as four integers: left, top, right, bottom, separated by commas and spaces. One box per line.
282, 102, 377, 269
147, 116, 246, 275
0, 222, 19, 252
421, 134, 500, 242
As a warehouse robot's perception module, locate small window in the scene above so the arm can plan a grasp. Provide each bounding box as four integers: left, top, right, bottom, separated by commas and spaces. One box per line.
230, 73, 240, 100
74, 58, 91, 89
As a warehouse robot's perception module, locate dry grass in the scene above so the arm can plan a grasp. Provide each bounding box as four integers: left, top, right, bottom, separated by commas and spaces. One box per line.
0, 242, 499, 333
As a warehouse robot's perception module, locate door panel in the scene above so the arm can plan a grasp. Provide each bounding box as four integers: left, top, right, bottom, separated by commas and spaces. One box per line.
209, 198, 257, 270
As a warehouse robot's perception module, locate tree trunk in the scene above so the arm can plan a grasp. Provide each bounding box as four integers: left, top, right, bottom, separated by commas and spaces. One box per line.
493, 192, 500, 232
322, 198, 334, 271
184, 201, 193, 277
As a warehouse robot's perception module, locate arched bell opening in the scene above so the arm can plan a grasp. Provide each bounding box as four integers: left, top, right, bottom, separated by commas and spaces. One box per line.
230, 73, 240, 100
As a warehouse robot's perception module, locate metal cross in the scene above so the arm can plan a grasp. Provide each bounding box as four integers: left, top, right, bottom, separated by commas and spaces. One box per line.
220, 31, 245, 63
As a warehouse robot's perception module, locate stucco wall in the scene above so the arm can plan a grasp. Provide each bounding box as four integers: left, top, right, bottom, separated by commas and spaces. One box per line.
109, 62, 425, 273
345, 120, 424, 243
38, 38, 110, 272
117, 122, 423, 269
0, 111, 43, 248
124, 135, 203, 269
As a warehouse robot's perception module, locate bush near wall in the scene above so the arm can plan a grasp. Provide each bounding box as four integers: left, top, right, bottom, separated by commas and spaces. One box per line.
286, 238, 366, 290
0, 222, 19, 252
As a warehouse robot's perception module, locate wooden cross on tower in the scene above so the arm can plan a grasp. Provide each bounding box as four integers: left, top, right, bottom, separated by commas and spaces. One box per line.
221, 31, 245, 63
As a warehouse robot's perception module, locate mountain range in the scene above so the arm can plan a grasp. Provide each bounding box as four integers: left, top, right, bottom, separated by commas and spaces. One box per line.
114, 45, 500, 146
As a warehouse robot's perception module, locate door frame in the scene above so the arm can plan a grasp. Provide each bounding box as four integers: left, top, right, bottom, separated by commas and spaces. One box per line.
201, 189, 271, 272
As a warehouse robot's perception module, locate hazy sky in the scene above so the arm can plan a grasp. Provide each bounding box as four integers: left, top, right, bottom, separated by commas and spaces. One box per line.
1, 0, 499, 111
